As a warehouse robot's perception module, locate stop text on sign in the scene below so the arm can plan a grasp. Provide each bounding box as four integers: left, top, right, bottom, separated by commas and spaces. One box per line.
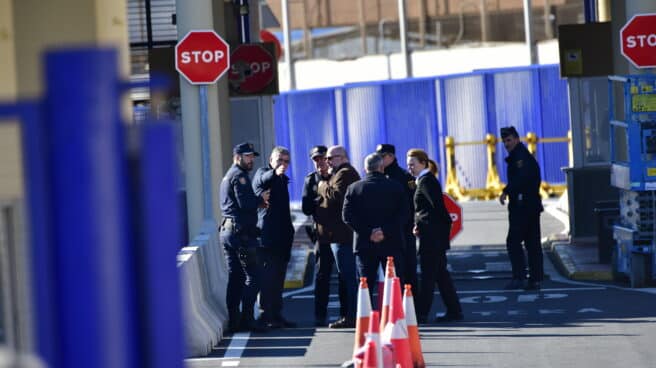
620, 13, 656, 68
180, 50, 226, 64
625, 34, 656, 48
175, 30, 230, 84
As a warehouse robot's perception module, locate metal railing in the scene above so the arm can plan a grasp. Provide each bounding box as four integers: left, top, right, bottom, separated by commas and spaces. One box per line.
444, 131, 571, 200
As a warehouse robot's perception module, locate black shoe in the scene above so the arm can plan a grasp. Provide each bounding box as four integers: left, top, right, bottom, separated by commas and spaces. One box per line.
524, 280, 541, 290
434, 313, 464, 323
247, 318, 270, 333
504, 279, 525, 290
314, 318, 327, 327
329, 317, 355, 329
270, 317, 297, 328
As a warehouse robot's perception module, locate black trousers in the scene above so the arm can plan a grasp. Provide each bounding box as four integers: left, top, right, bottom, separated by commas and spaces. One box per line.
416, 240, 461, 319
402, 232, 418, 297
221, 230, 260, 330
257, 247, 290, 322
355, 248, 404, 310
314, 242, 347, 320
507, 209, 543, 281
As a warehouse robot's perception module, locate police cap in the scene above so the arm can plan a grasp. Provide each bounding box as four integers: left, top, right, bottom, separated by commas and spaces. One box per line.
500, 126, 519, 138
375, 144, 396, 155
233, 142, 260, 156
310, 145, 328, 159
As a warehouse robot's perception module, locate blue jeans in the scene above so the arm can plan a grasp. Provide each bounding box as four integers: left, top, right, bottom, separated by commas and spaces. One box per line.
330, 243, 357, 320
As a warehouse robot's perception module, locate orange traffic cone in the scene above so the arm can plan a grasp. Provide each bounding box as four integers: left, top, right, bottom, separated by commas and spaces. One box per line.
367, 311, 383, 368
377, 264, 385, 311
379, 257, 396, 332
403, 284, 425, 368
354, 277, 372, 355
382, 277, 412, 368
362, 340, 378, 368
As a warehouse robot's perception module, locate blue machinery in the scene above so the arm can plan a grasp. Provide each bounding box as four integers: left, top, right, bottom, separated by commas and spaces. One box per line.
0, 48, 184, 367
609, 74, 656, 287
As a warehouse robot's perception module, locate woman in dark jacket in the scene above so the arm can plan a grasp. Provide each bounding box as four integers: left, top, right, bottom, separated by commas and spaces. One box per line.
406, 148, 463, 323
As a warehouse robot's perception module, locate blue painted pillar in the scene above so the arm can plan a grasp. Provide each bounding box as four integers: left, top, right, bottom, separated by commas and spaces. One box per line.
44, 48, 137, 368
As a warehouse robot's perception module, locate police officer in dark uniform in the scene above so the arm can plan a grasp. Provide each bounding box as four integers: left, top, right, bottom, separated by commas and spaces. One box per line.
302, 145, 348, 326
252, 146, 296, 329
376, 144, 417, 294
219, 142, 270, 333
343, 153, 409, 309
499, 126, 544, 290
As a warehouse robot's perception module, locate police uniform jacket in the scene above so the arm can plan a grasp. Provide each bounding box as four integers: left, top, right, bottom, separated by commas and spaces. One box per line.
302, 171, 332, 243
503, 142, 543, 213
316, 162, 360, 244
220, 163, 262, 236
414, 172, 452, 251
384, 159, 416, 230
342, 172, 409, 254
252, 165, 295, 251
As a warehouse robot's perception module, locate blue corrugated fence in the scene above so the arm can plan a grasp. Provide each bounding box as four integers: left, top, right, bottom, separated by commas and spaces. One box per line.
274, 64, 570, 202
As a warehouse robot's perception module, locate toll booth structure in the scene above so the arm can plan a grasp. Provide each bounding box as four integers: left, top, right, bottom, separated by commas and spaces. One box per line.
609, 74, 656, 287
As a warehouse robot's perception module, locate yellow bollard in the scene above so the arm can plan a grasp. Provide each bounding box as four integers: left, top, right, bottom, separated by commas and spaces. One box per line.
526, 131, 552, 199
484, 134, 503, 199
444, 136, 468, 200
567, 129, 573, 168
526, 132, 538, 155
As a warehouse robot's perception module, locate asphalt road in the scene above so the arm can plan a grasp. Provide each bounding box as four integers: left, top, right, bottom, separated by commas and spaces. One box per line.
187, 200, 656, 368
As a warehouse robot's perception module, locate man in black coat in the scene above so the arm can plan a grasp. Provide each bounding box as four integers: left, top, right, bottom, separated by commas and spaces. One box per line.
499, 126, 544, 291
301, 145, 347, 327
253, 146, 296, 328
376, 144, 418, 295
343, 153, 409, 309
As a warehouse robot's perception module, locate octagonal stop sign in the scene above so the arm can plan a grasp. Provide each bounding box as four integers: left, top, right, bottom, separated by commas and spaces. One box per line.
175, 30, 230, 84
443, 194, 463, 241
620, 13, 656, 69
229, 44, 275, 94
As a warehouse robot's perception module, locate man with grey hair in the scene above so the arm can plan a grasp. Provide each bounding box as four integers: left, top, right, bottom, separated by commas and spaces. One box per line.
253, 146, 296, 328
343, 153, 409, 309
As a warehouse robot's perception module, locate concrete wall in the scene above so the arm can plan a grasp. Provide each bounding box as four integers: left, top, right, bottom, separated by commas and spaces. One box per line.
0, 0, 22, 201
278, 40, 560, 91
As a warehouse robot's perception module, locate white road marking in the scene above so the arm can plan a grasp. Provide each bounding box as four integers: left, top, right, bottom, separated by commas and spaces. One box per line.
539, 309, 565, 314
518, 294, 539, 303
291, 287, 606, 299
222, 361, 240, 367
460, 295, 508, 303
223, 332, 250, 360
578, 308, 603, 313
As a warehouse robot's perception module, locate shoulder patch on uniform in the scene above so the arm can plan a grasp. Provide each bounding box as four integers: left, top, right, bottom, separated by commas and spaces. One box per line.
239, 176, 247, 185
408, 180, 417, 190
516, 160, 523, 168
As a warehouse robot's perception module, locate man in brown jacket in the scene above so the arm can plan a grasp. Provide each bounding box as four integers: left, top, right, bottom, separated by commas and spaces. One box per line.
317, 145, 360, 328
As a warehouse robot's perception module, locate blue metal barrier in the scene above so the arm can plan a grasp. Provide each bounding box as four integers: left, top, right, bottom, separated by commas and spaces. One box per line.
0, 48, 183, 368
274, 64, 570, 202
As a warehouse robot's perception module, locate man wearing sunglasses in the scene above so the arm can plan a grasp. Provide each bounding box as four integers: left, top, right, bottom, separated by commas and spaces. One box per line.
253, 146, 297, 328
317, 145, 360, 328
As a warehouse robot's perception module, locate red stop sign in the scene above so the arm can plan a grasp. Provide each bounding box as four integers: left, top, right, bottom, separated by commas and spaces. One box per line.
620, 13, 656, 69
229, 44, 275, 94
175, 30, 230, 84
443, 194, 463, 241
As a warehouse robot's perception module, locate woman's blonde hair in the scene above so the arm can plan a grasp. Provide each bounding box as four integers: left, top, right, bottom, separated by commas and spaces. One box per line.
407, 148, 438, 176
